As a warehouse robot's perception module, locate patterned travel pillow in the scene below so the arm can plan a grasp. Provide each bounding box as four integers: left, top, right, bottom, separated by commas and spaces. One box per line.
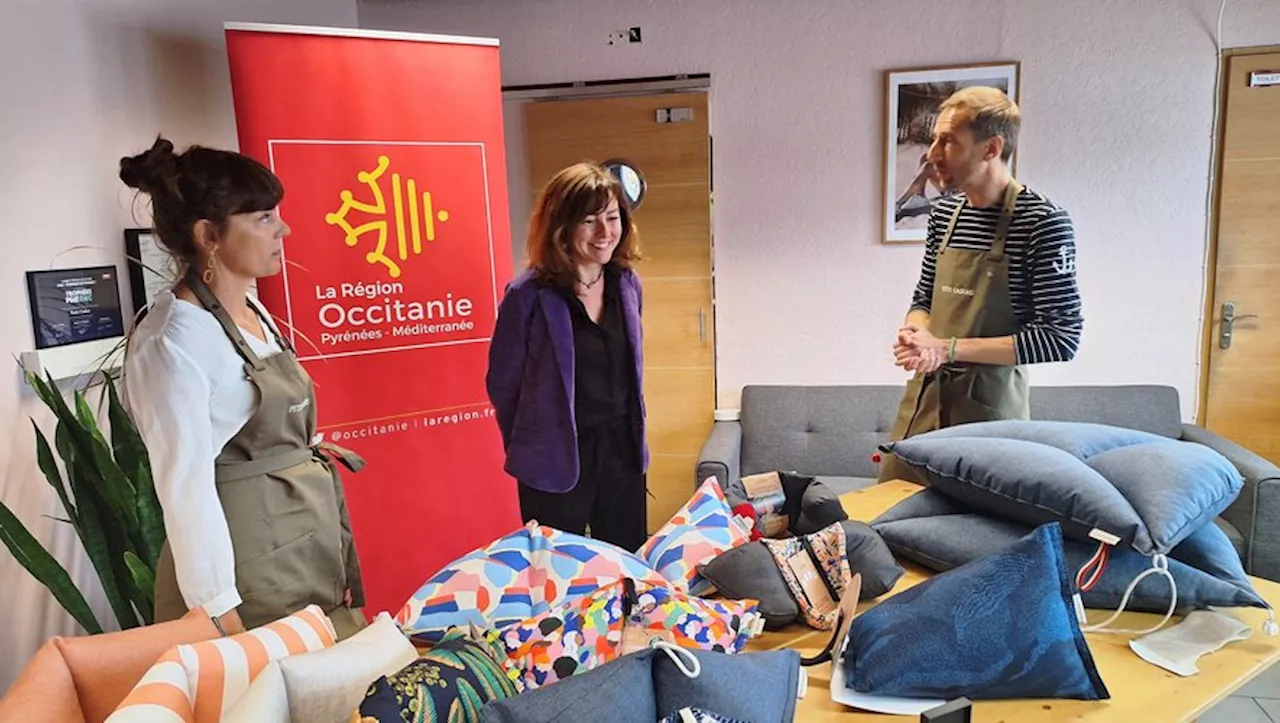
638, 477, 753, 595
697, 521, 903, 630
844, 523, 1110, 701
486, 577, 763, 691
358, 631, 518, 722
395, 520, 670, 643
107, 605, 337, 723
724, 471, 848, 539
762, 522, 852, 630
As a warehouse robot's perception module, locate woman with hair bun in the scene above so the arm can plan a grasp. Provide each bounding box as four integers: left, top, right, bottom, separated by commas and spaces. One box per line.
120, 137, 367, 638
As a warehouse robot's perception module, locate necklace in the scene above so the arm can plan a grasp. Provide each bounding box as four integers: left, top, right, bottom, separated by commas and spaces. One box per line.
576, 267, 604, 292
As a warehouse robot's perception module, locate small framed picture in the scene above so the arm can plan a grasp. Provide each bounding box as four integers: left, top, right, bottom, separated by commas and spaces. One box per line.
883, 61, 1020, 244
124, 228, 178, 315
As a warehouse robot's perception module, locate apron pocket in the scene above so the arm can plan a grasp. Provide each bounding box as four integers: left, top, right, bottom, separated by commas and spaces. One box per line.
234, 530, 335, 627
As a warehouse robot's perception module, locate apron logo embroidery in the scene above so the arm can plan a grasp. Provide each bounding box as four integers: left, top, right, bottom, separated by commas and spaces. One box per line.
288, 399, 312, 414
941, 285, 976, 297
1052, 246, 1076, 275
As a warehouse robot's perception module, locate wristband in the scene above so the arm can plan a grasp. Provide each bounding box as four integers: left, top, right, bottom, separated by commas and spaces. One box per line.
948, 336, 957, 364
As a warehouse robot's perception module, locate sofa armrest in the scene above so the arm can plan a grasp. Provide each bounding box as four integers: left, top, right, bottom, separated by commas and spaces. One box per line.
696, 421, 742, 491
1181, 423, 1280, 581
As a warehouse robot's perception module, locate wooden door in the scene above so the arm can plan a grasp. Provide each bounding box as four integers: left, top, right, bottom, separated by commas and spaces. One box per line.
524, 92, 714, 529
1203, 51, 1280, 463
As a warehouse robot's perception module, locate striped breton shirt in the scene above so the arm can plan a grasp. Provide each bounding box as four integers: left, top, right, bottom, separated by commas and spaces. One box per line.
910, 187, 1083, 365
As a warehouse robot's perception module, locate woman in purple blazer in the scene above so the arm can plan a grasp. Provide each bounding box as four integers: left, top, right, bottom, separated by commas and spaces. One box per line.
486, 163, 649, 551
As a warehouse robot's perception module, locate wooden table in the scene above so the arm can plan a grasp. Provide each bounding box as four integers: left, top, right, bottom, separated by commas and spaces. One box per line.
747, 480, 1280, 722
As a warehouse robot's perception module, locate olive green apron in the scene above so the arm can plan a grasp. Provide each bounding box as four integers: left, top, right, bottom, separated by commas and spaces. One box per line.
153, 275, 368, 639
878, 180, 1030, 484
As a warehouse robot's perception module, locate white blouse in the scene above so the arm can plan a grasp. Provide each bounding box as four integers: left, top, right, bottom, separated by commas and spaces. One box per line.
122, 291, 283, 619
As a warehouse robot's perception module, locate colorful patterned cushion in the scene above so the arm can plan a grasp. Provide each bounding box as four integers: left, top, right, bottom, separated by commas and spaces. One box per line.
395, 521, 670, 643
358, 631, 517, 722
107, 605, 337, 723
487, 578, 762, 691
763, 522, 852, 630
639, 477, 753, 595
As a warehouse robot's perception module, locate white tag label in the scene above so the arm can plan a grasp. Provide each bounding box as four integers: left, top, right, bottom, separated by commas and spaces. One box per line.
797, 668, 808, 699
1073, 593, 1088, 626
1089, 528, 1121, 546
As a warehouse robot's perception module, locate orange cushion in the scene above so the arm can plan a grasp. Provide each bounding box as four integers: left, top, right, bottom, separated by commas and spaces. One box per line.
58, 608, 219, 723
0, 639, 87, 723
108, 605, 336, 723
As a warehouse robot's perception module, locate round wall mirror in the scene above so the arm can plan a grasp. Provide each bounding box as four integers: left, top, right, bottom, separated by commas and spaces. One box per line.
603, 158, 647, 210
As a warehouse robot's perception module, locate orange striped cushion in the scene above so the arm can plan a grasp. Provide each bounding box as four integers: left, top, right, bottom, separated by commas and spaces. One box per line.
107, 605, 336, 722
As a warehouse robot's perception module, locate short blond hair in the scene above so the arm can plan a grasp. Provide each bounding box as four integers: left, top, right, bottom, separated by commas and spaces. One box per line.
941, 86, 1020, 162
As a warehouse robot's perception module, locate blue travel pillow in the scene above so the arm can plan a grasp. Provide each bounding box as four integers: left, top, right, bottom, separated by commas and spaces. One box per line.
479, 647, 800, 723
843, 523, 1109, 701
872, 488, 1266, 614
883, 421, 1243, 556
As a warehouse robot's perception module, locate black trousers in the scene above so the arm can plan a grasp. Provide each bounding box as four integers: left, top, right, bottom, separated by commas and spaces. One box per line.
518, 417, 648, 552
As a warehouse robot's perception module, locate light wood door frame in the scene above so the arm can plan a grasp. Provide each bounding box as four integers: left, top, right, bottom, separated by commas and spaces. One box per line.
1198, 45, 1280, 438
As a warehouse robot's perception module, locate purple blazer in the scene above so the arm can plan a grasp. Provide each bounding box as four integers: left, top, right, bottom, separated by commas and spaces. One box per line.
486, 268, 648, 493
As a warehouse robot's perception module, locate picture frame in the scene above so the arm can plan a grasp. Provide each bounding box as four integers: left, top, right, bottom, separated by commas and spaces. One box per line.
882, 61, 1021, 244
123, 228, 177, 315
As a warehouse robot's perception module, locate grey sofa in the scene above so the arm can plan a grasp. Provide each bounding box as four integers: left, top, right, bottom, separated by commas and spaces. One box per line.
696, 384, 1280, 581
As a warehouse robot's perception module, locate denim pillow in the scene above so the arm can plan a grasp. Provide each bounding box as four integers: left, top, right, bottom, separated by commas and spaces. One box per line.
873, 489, 1265, 614
884, 421, 1243, 556
843, 523, 1109, 701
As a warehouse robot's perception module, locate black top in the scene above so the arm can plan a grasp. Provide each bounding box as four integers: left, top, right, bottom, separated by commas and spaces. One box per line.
565, 265, 635, 428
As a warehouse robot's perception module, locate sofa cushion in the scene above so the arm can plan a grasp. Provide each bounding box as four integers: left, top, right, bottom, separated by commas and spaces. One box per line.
843, 523, 1109, 701
1029, 385, 1182, 439
1215, 517, 1247, 561
884, 421, 1244, 556
873, 489, 1266, 614
740, 386, 902, 479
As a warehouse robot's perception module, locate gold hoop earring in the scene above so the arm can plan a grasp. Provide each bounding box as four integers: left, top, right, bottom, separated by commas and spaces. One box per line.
202, 252, 216, 284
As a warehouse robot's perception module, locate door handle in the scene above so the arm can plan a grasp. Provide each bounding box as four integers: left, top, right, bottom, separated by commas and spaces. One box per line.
1220, 301, 1259, 350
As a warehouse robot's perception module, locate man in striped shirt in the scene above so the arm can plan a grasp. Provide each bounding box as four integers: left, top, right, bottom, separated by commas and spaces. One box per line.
880, 86, 1083, 481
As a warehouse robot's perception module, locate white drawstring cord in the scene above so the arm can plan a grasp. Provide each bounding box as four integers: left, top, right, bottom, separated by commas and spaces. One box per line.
651, 638, 701, 678
1082, 554, 1178, 635
1265, 608, 1279, 637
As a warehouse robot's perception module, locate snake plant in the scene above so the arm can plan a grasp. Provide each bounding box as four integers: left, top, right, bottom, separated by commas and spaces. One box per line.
0, 371, 165, 633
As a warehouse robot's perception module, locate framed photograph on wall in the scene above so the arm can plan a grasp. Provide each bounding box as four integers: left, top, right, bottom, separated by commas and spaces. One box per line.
883, 61, 1020, 244
124, 228, 178, 315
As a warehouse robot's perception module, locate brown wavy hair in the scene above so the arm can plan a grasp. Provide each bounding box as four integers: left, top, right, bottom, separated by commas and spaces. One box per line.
527, 162, 639, 290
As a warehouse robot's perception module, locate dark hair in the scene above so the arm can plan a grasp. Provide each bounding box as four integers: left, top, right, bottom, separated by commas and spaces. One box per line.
526, 162, 639, 289
119, 137, 284, 268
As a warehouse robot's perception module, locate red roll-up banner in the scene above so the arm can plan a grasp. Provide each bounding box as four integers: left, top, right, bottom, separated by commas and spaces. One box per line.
224, 23, 519, 618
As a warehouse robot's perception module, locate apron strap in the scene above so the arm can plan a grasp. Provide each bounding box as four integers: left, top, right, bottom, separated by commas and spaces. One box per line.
186, 273, 268, 372
939, 179, 1024, 258
990, 179, 1024, 261
214, 441, 366, 483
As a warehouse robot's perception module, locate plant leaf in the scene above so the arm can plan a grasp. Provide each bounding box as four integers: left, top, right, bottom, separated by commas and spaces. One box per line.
61, 433, 140, 630
74, 391, 139, 533
0, 500, 102, 634
105, 374, 164, 566
124, 551, 155, 624
32, 420, 77, 526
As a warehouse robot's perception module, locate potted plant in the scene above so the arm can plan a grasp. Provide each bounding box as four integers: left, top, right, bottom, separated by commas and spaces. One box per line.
0, 371, 165, 633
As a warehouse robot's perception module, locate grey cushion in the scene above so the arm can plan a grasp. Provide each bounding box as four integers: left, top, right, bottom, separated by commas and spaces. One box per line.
740, 386, 903, 479
1215, 517, 1247, 561
697, 541, 798, 630
873, 489, 1265, 614
793, 479, 849, 535
842, 521, 904, 600
1029, 385, 1183, 439
886, 421, 1244, 556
